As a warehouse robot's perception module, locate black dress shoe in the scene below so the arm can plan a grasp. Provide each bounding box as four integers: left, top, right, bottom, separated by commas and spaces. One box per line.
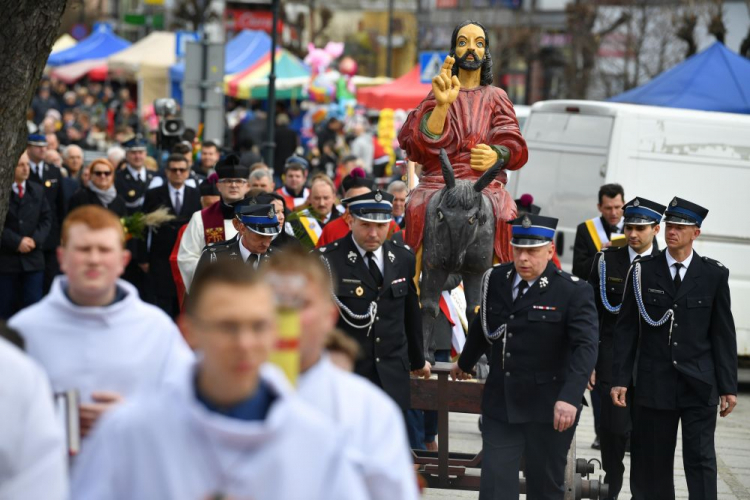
625, 437, 631, 454
591, 436, 601, 450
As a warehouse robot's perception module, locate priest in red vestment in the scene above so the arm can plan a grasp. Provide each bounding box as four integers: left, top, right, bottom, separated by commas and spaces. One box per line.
398, 21, 528, 262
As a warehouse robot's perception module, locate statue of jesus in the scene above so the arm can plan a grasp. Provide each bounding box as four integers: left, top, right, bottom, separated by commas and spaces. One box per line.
398, 20, 528, 262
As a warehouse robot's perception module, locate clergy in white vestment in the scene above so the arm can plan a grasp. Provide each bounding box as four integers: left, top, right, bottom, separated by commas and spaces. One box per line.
72, 260, 368, 500
0, 337, 68, 500
177, 154, 251, 291
265, 248, 420, 500
9, 206, 194, 439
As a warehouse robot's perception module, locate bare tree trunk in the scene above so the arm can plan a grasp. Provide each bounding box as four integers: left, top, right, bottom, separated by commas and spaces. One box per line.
708, 0, 727, 44
0, 0, 67, 235
740, 0, 750, 57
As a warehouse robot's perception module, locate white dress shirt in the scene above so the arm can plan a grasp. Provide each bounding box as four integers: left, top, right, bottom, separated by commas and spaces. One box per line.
167, 183, 185, 211
127, 165, 146, 182
12, 180, 27, 197
628, 245, 653, 264
512, 273, 539, 301
237, 236, 261, 269
352, 236, 384, 274
665, 249, 693, 281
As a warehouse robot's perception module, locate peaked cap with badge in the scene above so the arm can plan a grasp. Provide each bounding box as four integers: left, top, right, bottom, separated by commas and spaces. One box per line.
121, 135, 147, 151
346, 190, 394, 223
235, 203, 280, 236
623, 197, 666, 226
27, 133, 48, 147
663, 196, 708, 227
509, 214, 558, 248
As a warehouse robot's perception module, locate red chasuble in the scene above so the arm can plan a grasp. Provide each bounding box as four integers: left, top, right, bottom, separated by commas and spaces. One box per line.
200, 200, 226, 245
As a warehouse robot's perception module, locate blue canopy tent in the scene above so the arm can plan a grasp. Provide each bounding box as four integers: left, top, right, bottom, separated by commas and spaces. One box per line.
169, 30, 272, 102
47, 23, 131, 67
610, 42, 750, 114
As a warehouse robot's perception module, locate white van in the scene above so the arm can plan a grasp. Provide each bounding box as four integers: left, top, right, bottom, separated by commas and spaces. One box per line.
509, 100, 750, 356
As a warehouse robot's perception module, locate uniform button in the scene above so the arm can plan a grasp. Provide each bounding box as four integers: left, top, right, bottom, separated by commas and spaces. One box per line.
505, 372, 511, 377
376, 316, 380, 321
673, 360, 677, 365
698, 300, 702, 304
673, 304, 678, 308
376, 358, 381, 362
552, 376, 557, 381
508, 333, 513, 339
506, 353, 511, 358
509, 314, 515, 320
376, 337, 381, 343
674, 324, 678, 328
542, 315, 547, 319
673, 342, 678, 346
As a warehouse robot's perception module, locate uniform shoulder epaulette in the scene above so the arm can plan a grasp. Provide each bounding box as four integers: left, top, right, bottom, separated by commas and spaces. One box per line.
390, 238, 413, 253
602, 245, 626, 253
555, 269, 585, 284
702, 256, 727, 270
316, 241, 340, 254
492, 261, 514, 268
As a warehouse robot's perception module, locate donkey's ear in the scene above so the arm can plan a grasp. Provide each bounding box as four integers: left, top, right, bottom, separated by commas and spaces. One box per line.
473, 157, 504, 192
439, 149, 455, 190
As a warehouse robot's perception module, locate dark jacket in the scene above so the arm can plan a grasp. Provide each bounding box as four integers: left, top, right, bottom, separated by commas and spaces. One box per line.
612, 251, 737, 410
317, 233, 425, 412
68, 188, 127, 217
1, 182, 52, 273
587, 245, 660, 384
142, 185, 201, 298
193, 235, 277, 281
115, 165, 156, 215
459, 262, 598, 424
27, 161, 66, 250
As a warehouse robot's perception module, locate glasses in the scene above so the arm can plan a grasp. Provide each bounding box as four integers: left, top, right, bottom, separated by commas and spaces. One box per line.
218, 178, 248, 185
168, 168, 189, 173
92, 171, 112, 177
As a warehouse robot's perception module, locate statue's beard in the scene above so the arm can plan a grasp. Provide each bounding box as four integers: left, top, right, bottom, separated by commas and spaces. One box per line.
456, 51, 483, 71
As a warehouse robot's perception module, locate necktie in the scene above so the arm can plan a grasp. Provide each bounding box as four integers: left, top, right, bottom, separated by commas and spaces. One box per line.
514, 280, 529, 303
673, 263, 683, 290
633, 254, 642, 263
17, 183, 23, 199
174, 191, 181, 214
248, 253, 260, 269
365, 251, 383, 288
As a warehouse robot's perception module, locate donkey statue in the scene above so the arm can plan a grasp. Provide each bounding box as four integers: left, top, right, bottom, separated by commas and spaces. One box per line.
420, 148, 505, 360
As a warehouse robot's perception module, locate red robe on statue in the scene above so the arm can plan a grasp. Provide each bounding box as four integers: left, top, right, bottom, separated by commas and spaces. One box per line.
398, 86, 528, 262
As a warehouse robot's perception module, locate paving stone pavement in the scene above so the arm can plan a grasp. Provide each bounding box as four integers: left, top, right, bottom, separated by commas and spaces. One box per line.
423, 387, 750, 499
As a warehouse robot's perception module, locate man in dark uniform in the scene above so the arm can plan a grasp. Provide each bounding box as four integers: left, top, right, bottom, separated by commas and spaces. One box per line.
142, 154, 202, 318
317, 190, 430, 413
116, 136, 155, 294
0, 152, 52, 318
587, 197, 665, 500
452, 214, 598, 500
611, 197, 737, 500
194, 204, 279, 279
26, 134, 65, 293
116, 136, 155, 215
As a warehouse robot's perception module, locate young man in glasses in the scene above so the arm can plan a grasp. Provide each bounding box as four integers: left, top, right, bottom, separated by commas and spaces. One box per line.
142, 154, 201, 318
178, 154, 251, 291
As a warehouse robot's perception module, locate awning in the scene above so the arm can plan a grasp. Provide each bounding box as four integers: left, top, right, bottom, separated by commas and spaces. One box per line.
224, 49, 309, 100
50, 59, 108, 84
47, 23, 130, 67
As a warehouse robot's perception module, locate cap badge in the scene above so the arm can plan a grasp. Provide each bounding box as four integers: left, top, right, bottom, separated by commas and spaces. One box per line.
521, 215, 531, 229
347, 251, 358, 263
268, 208, 275, 219
540, 276, 549, 288
374, 192, 383, 202
671, 197, 678, 207
633, 199, 640, 207
355, 286, 364, 297
388, 250, 395, 263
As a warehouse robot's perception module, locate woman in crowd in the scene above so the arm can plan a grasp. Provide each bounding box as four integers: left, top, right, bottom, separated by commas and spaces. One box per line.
68, 159, 126, 217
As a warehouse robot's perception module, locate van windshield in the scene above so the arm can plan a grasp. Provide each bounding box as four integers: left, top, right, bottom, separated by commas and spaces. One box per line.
524, 113, 614, 148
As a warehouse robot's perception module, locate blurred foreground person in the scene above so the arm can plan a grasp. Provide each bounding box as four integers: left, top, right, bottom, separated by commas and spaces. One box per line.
9, 206, 194, 439
72, 261, 368, 500
265, 249, 420, 500
0, 334, 67, 500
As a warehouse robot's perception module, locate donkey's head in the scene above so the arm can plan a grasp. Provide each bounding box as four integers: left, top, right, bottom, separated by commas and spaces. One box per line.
426, 148, 503, 269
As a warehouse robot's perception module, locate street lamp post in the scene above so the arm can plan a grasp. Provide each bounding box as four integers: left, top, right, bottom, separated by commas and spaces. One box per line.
263, 0, 280, 170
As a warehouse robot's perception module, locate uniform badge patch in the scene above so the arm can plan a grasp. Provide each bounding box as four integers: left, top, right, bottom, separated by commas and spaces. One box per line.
633, 198, 640, 207
540, 276, 549, 288
388, 250, 395, 263
522, 215, 532, 228
671, 197, 678, 207
268, 208, 275, 218
347, 251, 357, 263
506, 269, 513, 279
355, 286, 364, 297
374, 192, 382, 202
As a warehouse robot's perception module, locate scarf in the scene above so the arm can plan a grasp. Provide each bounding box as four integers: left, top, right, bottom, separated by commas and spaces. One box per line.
89, 184, 117, 206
